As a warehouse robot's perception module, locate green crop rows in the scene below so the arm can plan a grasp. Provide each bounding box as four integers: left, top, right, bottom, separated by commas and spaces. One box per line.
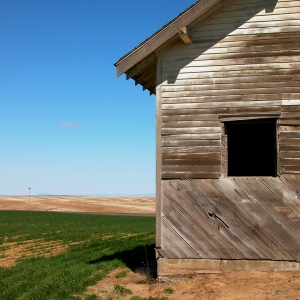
0, 211, 155, 300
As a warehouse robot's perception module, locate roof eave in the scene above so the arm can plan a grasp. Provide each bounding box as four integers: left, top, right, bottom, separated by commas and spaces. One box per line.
115, 0, 226, 77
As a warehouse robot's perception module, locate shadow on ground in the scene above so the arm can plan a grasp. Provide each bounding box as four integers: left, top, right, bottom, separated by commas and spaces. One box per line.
86, 243, 157, 277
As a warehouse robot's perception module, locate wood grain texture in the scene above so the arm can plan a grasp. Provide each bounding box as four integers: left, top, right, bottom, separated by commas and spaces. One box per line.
279, 125, 300, 173
160, 176, 300, 261
159, 0, 300, 178
156, 56, 163, 247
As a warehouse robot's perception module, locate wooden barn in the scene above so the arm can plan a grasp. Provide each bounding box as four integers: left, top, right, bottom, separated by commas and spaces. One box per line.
115, 0, 300, 276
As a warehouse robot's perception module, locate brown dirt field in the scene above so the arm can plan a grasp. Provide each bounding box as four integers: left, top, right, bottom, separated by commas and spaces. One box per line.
1, 196, 300, 299
0, 195, 156, 215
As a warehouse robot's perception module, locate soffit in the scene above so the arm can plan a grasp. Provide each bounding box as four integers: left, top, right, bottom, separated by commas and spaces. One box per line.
114, 0, 227, 95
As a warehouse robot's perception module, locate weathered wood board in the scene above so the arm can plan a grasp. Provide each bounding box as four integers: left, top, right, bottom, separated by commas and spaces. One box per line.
159, 0, 300, 179
158, 175, 300, 262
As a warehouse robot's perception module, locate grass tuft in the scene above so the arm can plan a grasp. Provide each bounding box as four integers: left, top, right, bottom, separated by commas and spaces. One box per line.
115, 270, 127, 279
164, 287, 174, 294
113, 284, 132, 295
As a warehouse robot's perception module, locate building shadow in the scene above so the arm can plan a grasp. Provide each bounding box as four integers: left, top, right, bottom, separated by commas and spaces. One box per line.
86, 243, 157, 278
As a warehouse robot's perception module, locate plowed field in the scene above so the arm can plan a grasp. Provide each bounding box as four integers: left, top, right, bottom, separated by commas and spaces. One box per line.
0, 195, 155, 215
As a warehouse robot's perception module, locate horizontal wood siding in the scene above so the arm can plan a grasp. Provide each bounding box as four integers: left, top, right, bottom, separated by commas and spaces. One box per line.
160, 0, 300, 179
279, 122, 300, 174
159, 175, 300, 261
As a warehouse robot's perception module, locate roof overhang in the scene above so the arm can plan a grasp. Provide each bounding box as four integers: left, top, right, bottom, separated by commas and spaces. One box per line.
114, 0, 228, 94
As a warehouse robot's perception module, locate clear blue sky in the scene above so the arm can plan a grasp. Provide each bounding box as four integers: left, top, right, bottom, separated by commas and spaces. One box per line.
0, 0, 196, 196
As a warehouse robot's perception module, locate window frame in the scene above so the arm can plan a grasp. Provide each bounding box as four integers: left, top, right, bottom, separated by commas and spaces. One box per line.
219, 114, 280, 178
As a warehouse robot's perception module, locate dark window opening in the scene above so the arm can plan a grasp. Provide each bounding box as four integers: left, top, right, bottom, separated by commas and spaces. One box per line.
226, 119, 277, 177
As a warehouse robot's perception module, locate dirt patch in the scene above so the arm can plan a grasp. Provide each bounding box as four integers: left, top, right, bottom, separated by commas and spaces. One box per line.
86, 267, 300, 299
85, 267, 155, 299
0, 238, 81, 268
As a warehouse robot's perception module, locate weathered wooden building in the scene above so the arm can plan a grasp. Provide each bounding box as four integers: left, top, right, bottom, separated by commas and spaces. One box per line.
115, 0, 300, 275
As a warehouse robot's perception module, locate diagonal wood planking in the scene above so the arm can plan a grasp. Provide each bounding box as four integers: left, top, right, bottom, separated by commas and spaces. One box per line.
159, 175, 300, 262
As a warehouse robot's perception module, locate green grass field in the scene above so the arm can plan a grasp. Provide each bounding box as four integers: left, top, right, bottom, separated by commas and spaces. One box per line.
0, 211, 155, 300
